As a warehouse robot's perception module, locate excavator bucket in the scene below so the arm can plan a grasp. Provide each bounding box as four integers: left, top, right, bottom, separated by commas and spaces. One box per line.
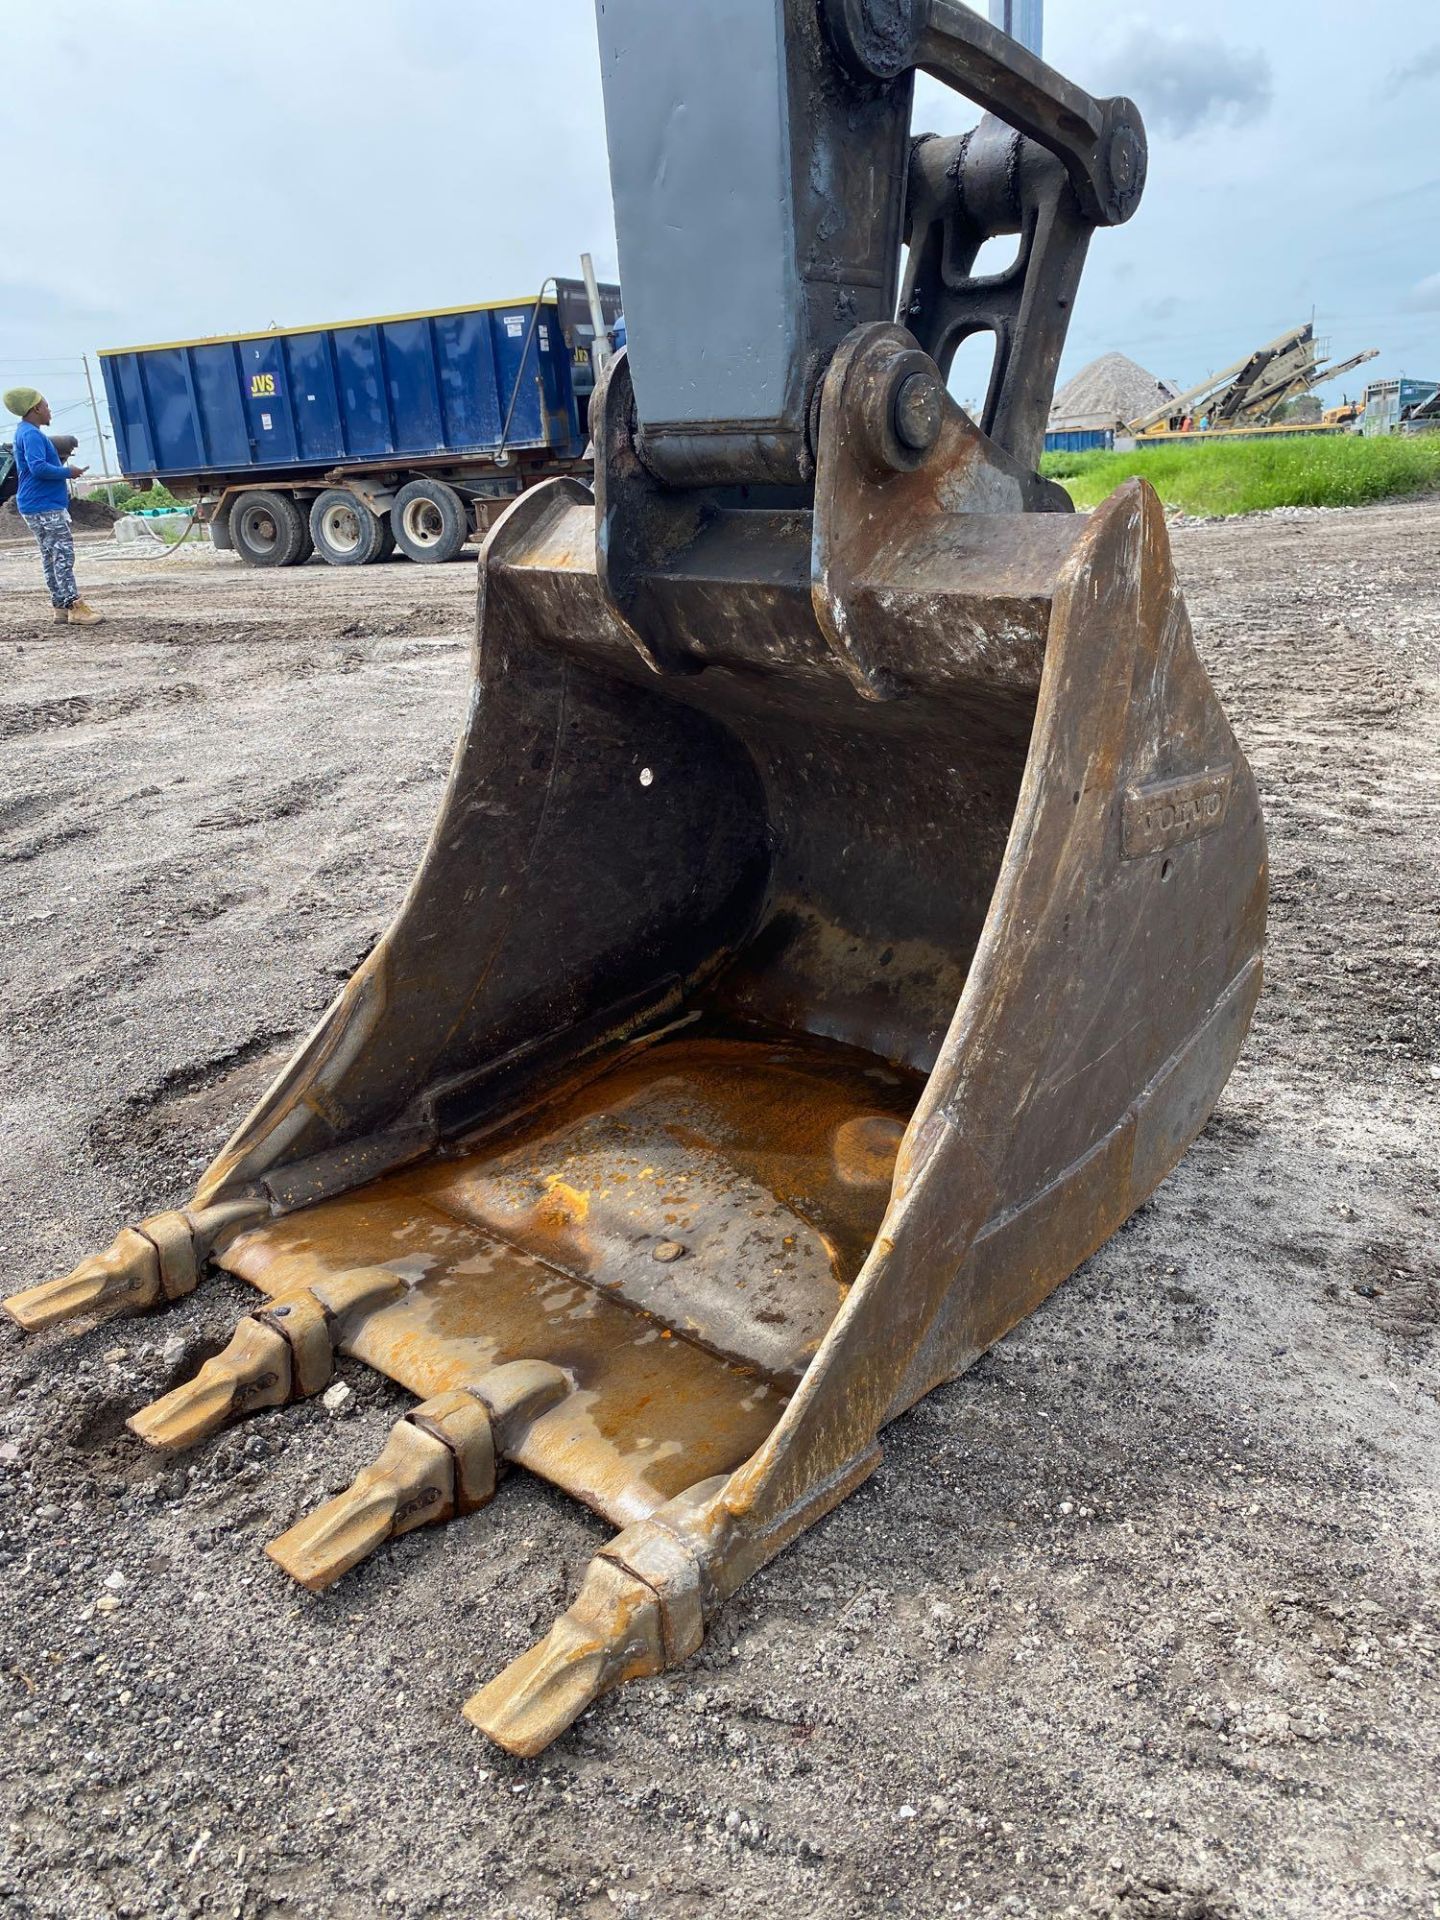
6, 0, 1265, 1758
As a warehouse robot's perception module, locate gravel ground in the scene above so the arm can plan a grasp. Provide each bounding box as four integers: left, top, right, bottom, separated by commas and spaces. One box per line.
0, 507, 1436, 1920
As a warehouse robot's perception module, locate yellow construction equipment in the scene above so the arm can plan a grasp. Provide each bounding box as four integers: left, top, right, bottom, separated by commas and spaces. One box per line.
1129, 326, 1378, 436
6, 0, 1266, 1758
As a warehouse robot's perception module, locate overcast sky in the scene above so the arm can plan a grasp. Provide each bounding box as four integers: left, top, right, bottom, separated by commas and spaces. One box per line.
3, 0, 1436, 468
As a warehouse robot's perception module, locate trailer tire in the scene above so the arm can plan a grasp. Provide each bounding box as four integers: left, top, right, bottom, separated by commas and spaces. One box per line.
310, 488, 391, 567
230, 489, 309, 568
391, 479, 471, 563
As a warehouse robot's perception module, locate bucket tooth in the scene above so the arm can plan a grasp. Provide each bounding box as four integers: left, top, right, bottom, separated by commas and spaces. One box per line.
463, 1556, 666, 1758
267, 1360, 578, 1593
3, 1197, 268, 1334
127, 1316, 291, 1451
4, 1228, 162, 1333
129, 1267, 404, 1458
267, 1366, 526, 1592
267, 1416, 458, 1592
465, 1491, 715, 1755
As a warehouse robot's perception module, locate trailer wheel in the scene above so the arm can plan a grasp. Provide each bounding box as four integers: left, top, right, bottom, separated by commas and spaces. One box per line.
310, 488, 391, 567
230, 489, 309, 568
391, 479, 471, 563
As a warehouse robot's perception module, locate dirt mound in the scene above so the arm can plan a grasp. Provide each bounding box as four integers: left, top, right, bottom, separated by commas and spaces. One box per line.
1051, 351, 1176, 431
0, 492, 119, 537
71, 494, 120, 530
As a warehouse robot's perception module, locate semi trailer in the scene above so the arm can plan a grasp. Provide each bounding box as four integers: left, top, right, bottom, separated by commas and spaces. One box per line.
97, 277, 619, 566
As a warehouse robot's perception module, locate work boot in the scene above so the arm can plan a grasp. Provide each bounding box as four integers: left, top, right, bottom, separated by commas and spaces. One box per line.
66, 601, 104, 627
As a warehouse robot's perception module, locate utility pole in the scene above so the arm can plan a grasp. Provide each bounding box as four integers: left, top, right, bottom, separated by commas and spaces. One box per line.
579, 253, 612, 373
82, 353, 118, 507
988, 0, 1042, 56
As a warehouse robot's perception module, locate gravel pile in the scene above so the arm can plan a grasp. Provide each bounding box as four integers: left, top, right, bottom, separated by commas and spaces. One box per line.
1051, 353, 1176, 432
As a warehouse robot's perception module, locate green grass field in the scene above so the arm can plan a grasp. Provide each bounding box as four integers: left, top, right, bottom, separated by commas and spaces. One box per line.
1041, 432, 1440, 516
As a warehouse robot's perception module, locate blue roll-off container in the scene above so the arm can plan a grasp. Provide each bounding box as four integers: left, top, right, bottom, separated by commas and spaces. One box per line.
1043, 428, 1114, 455
98, 296, 584, 479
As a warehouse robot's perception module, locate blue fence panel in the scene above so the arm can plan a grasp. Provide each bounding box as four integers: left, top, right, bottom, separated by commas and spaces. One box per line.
1044, 428, 1114, 455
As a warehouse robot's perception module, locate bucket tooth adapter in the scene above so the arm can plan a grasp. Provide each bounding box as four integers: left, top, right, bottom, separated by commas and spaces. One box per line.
6, 0, 1265, 1755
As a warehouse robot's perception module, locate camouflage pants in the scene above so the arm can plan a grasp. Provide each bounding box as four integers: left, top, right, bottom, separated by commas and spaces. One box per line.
22, 508, 78, 609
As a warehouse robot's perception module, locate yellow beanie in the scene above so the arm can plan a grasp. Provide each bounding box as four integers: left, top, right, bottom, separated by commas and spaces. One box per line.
3, 386, 43, 418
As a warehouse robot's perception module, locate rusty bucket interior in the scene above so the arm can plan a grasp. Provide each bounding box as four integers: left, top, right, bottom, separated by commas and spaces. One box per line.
224, 1025, 922, 1526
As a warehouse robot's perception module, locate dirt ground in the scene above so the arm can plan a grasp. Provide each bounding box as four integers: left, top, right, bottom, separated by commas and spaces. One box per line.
0, 505, 1436, 1920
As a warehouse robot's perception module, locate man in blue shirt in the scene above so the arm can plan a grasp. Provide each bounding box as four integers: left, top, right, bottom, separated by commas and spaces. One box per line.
3, 386, 104, 626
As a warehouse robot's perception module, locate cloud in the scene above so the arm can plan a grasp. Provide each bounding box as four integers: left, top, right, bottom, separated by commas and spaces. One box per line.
1402, 271, 1440, 312
1088, 25, 1273, 137
1390, 44, 1440, 89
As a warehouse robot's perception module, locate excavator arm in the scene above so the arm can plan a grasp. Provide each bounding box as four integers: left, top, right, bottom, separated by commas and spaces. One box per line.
598, 0, 1144, 484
